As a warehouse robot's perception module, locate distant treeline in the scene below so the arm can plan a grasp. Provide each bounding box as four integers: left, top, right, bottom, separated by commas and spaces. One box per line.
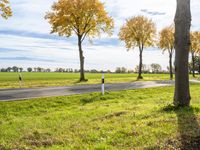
0, 66, 107, 73
0, 66, 75, 73
0, 66, 112, 73
1, 61, 199, 74
116, 63, 168, 74
0, 63, 171, 74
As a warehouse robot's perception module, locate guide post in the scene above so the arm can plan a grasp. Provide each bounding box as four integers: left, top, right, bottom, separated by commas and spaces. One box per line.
19, 73, 22, 88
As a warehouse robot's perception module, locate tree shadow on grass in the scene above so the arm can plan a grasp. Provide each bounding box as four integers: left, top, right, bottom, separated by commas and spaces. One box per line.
74, 79, 88, 84
80, 91, 122, 105
163, 105, 200, 149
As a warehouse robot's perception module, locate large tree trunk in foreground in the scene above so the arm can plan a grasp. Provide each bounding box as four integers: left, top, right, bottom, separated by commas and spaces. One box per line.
138, 48, 143, 80
169, 52, 173, 80
192, 52, 195, 77
174, 0, 191, 106
199, 65, 200, 74
78, 35, 86, 81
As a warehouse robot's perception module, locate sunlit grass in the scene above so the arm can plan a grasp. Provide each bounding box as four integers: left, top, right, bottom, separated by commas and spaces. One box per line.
0, 84, 199, 149
0, 72, 199, 89
0, 72, 174, 88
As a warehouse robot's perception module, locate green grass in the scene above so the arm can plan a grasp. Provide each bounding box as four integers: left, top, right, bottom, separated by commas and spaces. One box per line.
0, 72, 186, 89
0, 85, 200, 149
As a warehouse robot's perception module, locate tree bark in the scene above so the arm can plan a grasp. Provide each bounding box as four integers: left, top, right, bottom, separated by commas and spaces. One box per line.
192, 52, 195, 77
138, 46, 143, 80
199, 65, 200, 74
78, 35, 86, 81
174, 0, 191, 107
169, 52, 173, 80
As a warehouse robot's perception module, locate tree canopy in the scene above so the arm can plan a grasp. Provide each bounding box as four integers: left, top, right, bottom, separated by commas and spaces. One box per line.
158, 25, 174, 53
119, 15, 156, 50
45, 0, 114, 41
0, 0, 12, 19
190, 31, 200, 55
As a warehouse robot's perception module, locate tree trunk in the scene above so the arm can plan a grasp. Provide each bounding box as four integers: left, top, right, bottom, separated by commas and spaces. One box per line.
78, 35, 86, 81
192, 52, 195, 77
137, 47, 143, 80
169, 52, 173, 80
174, 0, 191, 107
199, 65, 200, 74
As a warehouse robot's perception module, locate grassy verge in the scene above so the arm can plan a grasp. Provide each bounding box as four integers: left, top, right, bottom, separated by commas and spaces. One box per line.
0, 84, 200, 149
0, 72, 188, 89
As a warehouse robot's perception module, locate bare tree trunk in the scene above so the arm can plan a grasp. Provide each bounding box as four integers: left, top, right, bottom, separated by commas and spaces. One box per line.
192, 52, 195, 77
138, 47, 143, 80
169, 52, 173, 80
174, 0, 191, 106
78, 35, 86, 81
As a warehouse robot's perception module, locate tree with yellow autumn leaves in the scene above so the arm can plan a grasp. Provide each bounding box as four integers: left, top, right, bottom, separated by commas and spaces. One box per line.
158, 25, 175, 80
45, 0, 114, 81
0, 0, 12, 19
190, 31, 200, 77
119, 15, 156, 79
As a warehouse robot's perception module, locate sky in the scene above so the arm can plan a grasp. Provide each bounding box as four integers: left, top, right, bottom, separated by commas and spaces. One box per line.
0, 0, 200, 71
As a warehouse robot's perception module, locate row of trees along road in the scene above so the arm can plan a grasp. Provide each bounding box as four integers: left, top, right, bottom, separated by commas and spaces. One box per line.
0, 0, 194, 106
119, 18, 200, 81
119, 0, 193, 106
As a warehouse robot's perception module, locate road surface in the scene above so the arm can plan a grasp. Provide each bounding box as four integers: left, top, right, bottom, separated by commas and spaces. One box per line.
0, 81, 175, 101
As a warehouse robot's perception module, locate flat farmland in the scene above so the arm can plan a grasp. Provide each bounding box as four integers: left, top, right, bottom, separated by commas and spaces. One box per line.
0, 72, 199, 89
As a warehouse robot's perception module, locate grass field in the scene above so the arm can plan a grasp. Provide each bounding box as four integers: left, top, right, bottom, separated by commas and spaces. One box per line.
0, 84, 200, 149
0, 72, 199, 89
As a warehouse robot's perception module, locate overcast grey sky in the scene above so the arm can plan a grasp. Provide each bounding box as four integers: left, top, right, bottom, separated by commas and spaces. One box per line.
0, 0, 200, 71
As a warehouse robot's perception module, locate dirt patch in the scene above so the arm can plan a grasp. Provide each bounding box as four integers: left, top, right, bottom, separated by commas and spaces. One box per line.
145, 135, 200, 150
180, 135, 200, 150
0, 145, 27, 150
0, 145, 6, 150
164, 136, 200, 150
22, 131, 62, 148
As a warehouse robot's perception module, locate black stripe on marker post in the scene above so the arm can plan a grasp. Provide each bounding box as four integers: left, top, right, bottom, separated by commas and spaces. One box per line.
102, 78, 104, 84
19, 76, 22, 81
102, 73, 105, 95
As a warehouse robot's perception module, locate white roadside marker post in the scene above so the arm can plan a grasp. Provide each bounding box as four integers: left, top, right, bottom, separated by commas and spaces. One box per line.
19, 73, 22, 88
102, 73, 105, 95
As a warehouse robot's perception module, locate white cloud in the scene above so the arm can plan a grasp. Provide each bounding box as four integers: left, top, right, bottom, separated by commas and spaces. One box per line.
0, 34, 170, 71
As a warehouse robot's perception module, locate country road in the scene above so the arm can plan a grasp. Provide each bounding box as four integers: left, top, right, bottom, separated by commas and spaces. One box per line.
0, 81, 176, 101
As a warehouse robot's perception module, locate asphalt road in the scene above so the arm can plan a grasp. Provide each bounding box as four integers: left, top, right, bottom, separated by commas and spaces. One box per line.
0, 81, 175, 101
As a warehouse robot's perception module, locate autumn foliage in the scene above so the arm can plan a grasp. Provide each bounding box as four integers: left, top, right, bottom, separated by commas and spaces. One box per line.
190, 31, 200, 77
45, 0, 114, 38
0, 0, 12, 19
158, 25, 175, 80
190, 31, 200, 55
